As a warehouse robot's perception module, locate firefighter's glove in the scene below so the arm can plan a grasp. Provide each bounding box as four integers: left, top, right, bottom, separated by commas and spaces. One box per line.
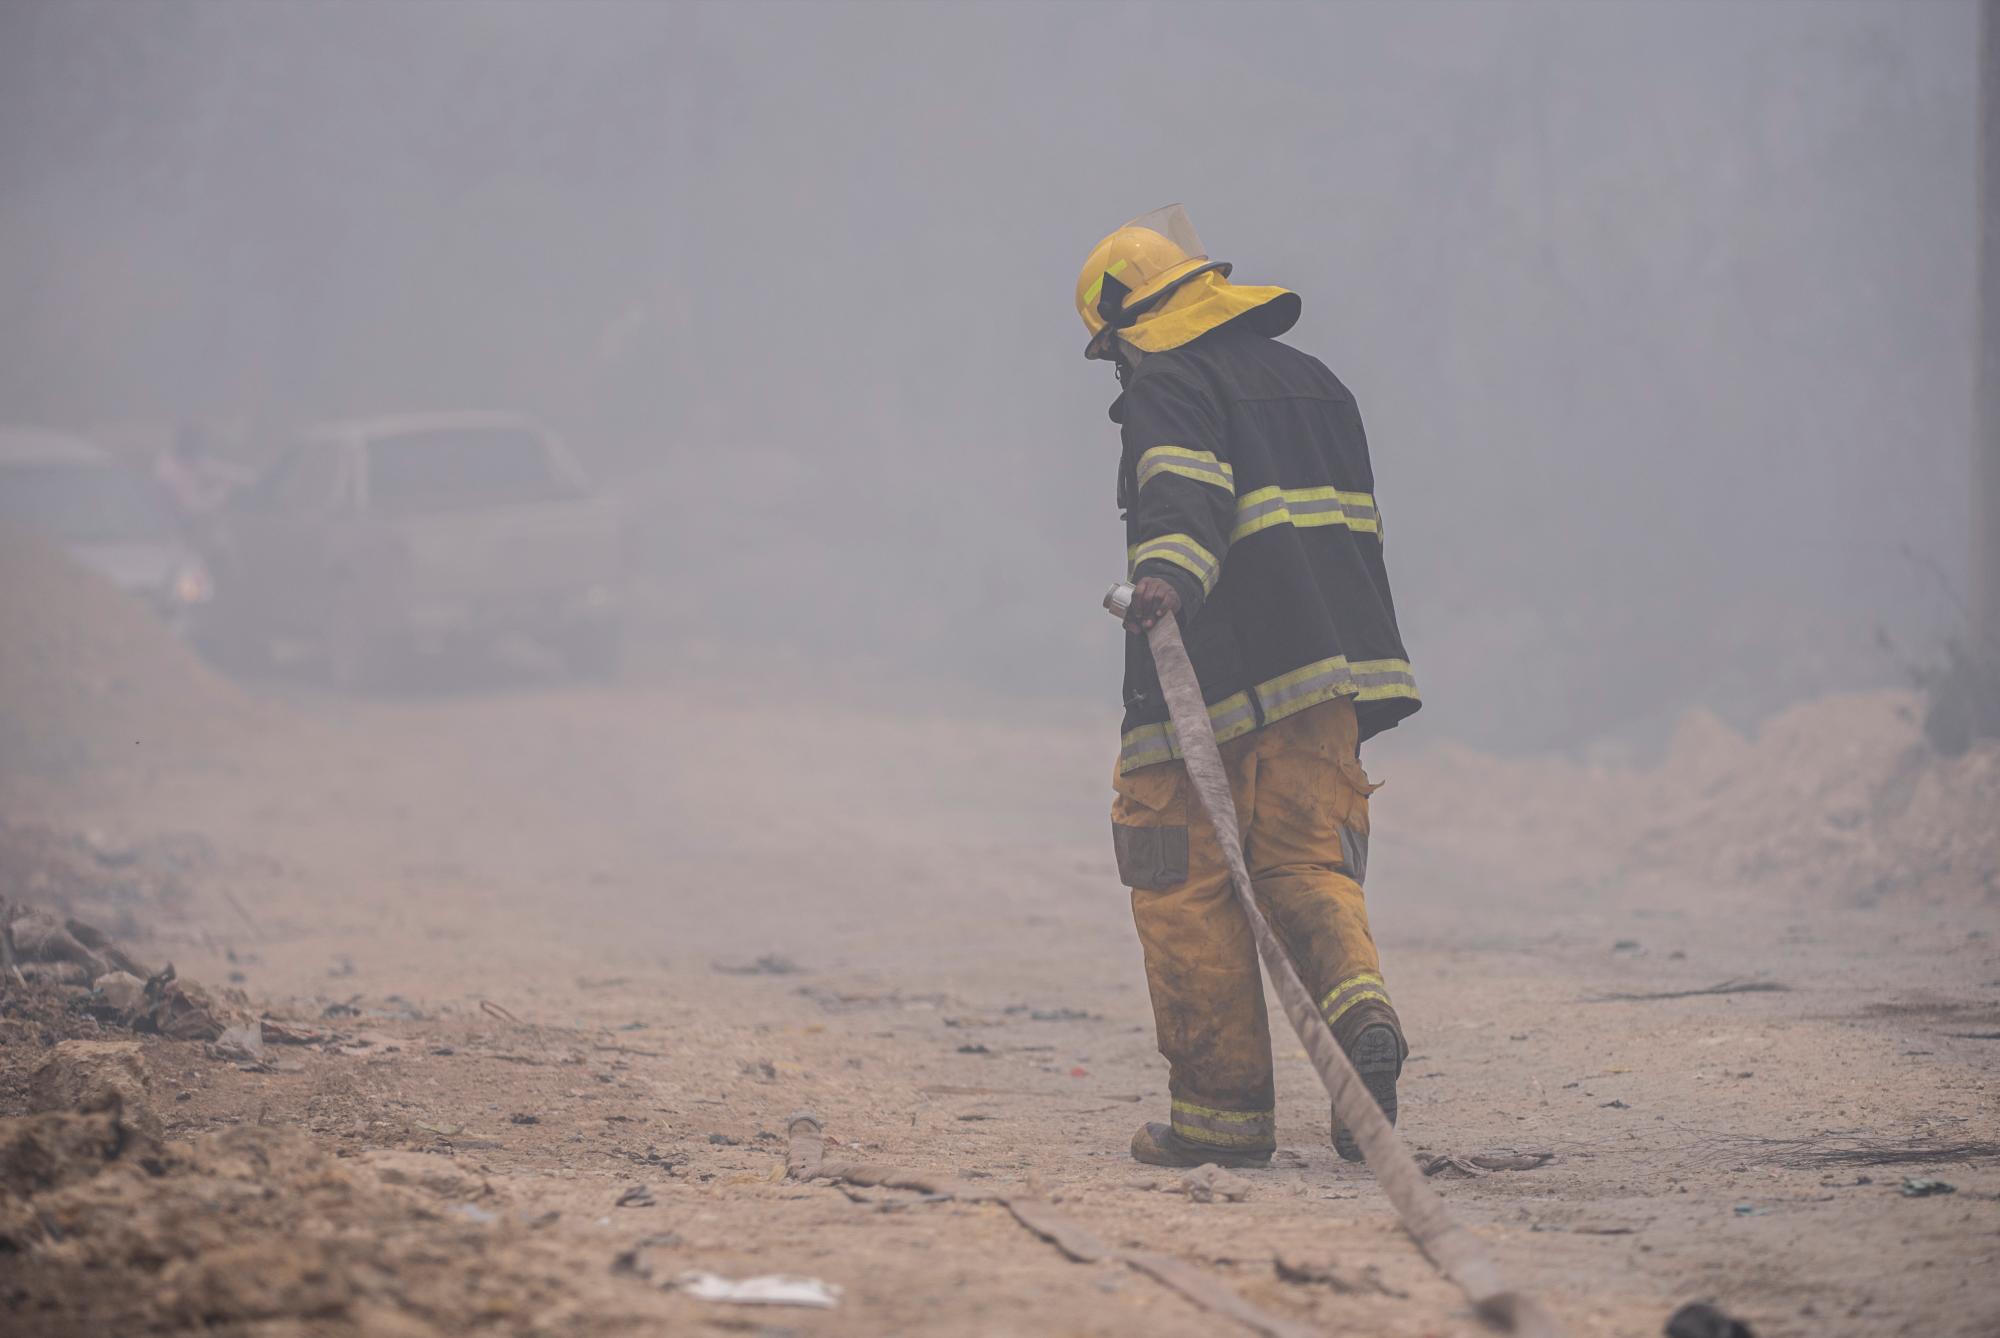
1123, 576, 1183, 636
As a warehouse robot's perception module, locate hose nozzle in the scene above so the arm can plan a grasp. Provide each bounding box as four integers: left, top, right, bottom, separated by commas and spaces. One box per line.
1104, 582, 1135, 620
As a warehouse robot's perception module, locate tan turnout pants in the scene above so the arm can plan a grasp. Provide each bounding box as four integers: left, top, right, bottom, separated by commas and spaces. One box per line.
1110, 696, 1401, 1154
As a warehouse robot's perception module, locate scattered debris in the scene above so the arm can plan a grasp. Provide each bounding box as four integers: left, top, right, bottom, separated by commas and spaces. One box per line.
1694, 1133, 2000, 1170
1274, 1253, 1408, 1297
508, 1112, 541, 1125
1421, 1150, 1555, 1177
1181, 1163, 1254, 1203
708, 1132, 741, 1145
956, 1043, 992, 1055
1665, 1300, 1756, 1338
1601, 1100, 1630, 1109
1004, 1005, 1097, 1022
615, 1183, 657, 1208
1420, 1153, 1482, 1179
712, 954, 806, 976
91, 970, 146, 1014
209, 1022, 265, 1063
135, 963, 234, 1042
1900, 1177, 1956, 1198
787, 1112, 1323, 1338
1470, 1152, 1555, 1172
1585, 979, 1790, 1003
28, 1039, 159, 1137
918, 1083, 1144, 1103
610, 1232, 686, 1277
673, 1271, 841, 1308
796, 985, 950, 1013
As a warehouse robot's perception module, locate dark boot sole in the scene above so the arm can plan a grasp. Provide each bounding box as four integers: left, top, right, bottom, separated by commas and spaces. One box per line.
1333, 1024, 1401, 1163
1131, 1121, 1273, 1169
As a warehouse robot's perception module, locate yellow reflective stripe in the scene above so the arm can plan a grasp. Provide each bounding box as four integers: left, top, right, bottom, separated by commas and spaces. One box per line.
1170, 1097, 1275, 1147
1318, 971, 1386, 1018
1128, 533, 1221, 593
1119, 726, 1177, 772
1170, 1099, 1271, 1123
1137, 446, 1234, 495
1324, 988, 1391, 1028
1120, 662, 1417, 776
1230, 485, 1380, 542
1082, 257, 1129, 310
1349, 656, 1420, 703
1171, 1123, 1273, 1148
1116, 690, 1256, 774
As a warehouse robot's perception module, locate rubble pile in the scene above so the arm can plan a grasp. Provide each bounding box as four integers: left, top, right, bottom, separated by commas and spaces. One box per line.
0, 524, 250, 780
0, 1103, 576, 1337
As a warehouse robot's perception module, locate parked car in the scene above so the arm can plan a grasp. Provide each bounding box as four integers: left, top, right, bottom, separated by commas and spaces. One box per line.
0, 425, 215, 634
210, 412, 625, 684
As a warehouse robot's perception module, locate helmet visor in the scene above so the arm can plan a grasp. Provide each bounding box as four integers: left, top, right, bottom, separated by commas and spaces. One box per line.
1119, 204, 1207, 272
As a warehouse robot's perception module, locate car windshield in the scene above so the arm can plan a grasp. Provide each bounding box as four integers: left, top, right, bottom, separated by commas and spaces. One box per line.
0, 462, 177, 544
366, 426, 573, 514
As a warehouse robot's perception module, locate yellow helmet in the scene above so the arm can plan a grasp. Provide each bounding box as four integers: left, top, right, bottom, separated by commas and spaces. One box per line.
1075, 204, 1230, 359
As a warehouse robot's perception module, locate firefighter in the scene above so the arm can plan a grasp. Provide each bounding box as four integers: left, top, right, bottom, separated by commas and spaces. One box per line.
1076, 206, 1421, 1166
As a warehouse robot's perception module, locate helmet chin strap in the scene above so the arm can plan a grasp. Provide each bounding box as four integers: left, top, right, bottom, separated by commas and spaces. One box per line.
1113, 337, 1145, 385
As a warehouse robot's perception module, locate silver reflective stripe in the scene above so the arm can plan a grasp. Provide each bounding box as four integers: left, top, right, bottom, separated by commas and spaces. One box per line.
1137, 447, 1234, 493
1210, 696, 1257, 734
1130, 536, 1220, 592
1120, 723, 1177, 771
1234, 491, 1288, 529
1350, 663, 1414, 690
1256, 657, 1352, 719
1118, 692, 1258, 774
1285, 494, 1351, 523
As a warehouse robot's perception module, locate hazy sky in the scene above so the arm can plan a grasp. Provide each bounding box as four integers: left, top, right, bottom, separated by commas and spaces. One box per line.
0, 0, 1980, 750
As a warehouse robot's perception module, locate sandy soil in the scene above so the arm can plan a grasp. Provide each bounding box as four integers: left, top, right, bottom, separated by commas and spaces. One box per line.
3, 663, 1997, 1336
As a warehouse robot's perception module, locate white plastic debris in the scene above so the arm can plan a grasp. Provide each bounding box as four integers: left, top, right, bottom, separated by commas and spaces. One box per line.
673, 1271, 842, 1308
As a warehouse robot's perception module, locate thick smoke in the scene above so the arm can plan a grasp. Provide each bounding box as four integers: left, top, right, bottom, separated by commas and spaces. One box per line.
0, 0, 1977, 751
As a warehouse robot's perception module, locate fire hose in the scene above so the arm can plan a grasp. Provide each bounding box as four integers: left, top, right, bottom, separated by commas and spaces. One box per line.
1108, 582, 1564, 1337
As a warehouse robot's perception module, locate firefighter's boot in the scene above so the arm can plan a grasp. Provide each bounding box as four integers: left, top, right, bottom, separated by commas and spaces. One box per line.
1130, 1121, 1274, 1169
1331, 1021, 1403, 1163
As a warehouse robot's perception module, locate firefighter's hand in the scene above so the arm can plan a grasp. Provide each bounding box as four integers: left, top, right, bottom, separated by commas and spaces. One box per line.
1124, 576, 1182, 635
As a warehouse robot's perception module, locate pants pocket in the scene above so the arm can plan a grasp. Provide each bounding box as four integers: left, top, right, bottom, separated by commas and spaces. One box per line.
1113, 821, 1190, 890
1111, 759, 1190, 890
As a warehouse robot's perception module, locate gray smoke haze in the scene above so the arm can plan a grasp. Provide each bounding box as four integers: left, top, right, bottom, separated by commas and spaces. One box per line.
0, 0, 1978, 751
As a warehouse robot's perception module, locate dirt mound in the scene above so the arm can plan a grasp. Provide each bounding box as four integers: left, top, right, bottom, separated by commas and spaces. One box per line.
1638, 692, 2000, 905
0, 525, 251, 779
0, 1114, 582, 1337
1402, 690, 2000, 906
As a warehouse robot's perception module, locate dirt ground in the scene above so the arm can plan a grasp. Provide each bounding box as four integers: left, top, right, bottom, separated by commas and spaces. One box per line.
3, 651, 1998, 1335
